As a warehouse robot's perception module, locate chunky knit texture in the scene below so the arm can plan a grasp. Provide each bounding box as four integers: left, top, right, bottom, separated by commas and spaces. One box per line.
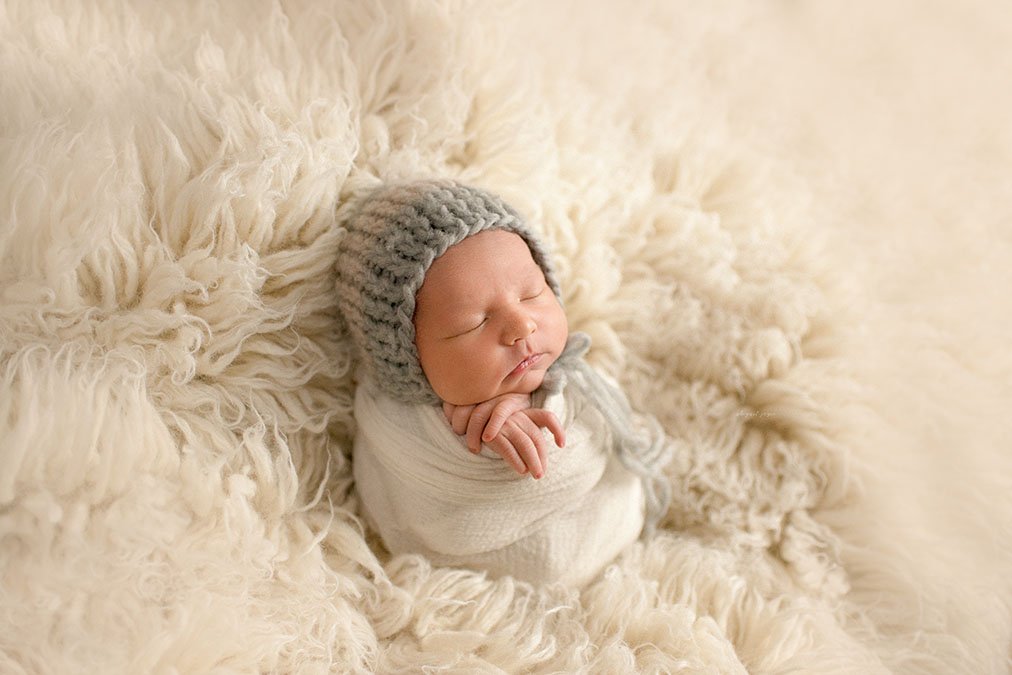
335, 179, 561, 404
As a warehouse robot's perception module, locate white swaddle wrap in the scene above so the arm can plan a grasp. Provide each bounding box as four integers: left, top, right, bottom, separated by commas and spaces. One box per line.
352, 373, 646, 586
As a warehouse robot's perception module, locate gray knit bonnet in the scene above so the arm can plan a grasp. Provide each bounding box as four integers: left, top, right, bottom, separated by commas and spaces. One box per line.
334, 179, 561, 405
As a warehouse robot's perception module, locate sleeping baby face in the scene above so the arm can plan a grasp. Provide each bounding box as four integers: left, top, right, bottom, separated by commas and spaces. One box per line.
413, 230, 569, 406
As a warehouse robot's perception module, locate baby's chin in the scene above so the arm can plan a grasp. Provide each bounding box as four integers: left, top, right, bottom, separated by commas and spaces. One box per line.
501, 375, 544, 398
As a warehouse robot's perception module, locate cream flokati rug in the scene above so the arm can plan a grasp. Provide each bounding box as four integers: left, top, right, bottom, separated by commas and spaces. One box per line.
2, 1, 1011, 673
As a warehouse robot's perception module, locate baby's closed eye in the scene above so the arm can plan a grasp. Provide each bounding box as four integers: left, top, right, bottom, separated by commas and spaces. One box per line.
521, 287, 544, 301
446, 316, 487, 338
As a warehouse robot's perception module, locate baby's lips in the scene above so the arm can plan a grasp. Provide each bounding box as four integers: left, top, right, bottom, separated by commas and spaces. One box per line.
507, 352, 544, 379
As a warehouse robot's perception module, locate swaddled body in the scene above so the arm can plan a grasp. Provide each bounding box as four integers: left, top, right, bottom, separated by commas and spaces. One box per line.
353, 360, 645, 586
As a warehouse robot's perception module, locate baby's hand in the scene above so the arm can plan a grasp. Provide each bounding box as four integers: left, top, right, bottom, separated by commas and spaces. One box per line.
442, 393, 565, 479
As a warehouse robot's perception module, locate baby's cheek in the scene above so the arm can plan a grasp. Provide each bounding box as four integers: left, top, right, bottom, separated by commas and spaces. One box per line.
549, 317, 569, 354
456, 345, 502, 398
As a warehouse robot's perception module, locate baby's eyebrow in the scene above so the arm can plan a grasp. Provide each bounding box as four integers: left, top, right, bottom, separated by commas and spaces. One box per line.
443, 293, 483, 314
524, 265, 547, 283
444, 302, 484, 322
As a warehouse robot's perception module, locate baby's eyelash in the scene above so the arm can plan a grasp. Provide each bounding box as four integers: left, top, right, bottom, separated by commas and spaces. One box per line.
522, 288, 544, 301
448, 317, 486, 339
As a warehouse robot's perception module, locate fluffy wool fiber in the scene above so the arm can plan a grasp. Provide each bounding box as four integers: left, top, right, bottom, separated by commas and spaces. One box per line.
2, 1, 1010, 673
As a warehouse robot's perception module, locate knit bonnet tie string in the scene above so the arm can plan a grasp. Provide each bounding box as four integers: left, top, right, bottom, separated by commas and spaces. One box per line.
540, 332, 673, 537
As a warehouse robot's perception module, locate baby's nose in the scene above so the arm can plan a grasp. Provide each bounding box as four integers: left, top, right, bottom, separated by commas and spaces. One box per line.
504, 310, 537, 344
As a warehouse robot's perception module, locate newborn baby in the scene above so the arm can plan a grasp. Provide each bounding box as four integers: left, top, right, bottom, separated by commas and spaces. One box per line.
335, 180, 672, 586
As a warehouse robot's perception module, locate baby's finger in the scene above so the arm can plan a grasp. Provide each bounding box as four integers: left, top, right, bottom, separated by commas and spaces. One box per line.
488, 436, 528, 476
465, 401, 495, 453
515, 415, 550, 476
503, 423, 544, 479
525, 409, 566, 448
481, 396, 527, 443
450, 404, 477, 438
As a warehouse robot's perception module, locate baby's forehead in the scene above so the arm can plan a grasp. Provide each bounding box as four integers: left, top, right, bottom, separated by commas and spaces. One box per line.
419, 231, 544, 302
429, 231, 538, 276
